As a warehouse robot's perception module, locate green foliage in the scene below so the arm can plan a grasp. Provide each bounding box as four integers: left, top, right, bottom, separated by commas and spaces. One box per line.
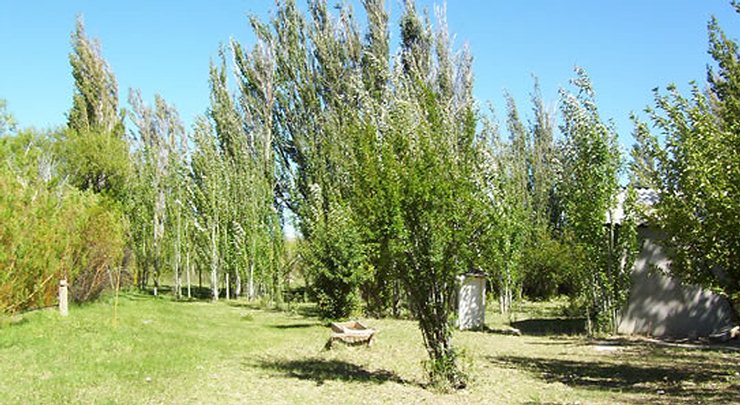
237, 0, 476, 387
67, 17, 122, 136
127, 90, 186, 295
520, 230, 580, 300
472, 80, 565, 309
60, 17, 129, 198
632, 7, 740, 306
303, 194, 368, 319
57, 127, 131, 197
559, 67, 637, 334
393, 86, 475, 389
0, 132, 127, 313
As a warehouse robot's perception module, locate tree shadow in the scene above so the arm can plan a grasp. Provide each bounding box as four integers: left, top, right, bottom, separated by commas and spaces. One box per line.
593, 336, 740, 353
510, 318, 586, 335
294, 305, 320, 319
525, 339, 581, 346
619, 227, 736, 339
490, 355, 739, 403
255, 358, 407, 386
226, 301, 262, 309
269, 322, 319, 329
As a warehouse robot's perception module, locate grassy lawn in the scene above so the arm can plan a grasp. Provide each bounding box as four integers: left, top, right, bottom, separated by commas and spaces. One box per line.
1, 293, 738, 404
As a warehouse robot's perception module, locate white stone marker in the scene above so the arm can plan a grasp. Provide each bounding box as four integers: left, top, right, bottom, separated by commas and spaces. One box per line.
59, 279, 69, 317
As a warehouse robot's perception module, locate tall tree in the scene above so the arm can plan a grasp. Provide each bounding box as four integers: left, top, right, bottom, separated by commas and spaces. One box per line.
191, 117, 226, 300
391, 1, 478, 388
528, 80, 559, 230
128, 90, 185, 296
61, 17, 129, 198
559, 67, 637, 334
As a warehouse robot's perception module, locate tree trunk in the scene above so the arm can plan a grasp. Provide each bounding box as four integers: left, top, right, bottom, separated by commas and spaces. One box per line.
226, 273, 231, 300
249, 236, 256, 300
174, 204, 182, 300
186, 250, 192, 299
153, 255, 160, 297
211, 224, 219, 301
393, 278, 401, 318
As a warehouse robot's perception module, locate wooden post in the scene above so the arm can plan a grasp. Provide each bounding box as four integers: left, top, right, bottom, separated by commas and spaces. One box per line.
59, 279, 69, 317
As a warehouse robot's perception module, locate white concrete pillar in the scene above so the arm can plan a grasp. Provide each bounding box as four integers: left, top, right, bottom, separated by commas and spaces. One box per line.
59, 279, 69, 317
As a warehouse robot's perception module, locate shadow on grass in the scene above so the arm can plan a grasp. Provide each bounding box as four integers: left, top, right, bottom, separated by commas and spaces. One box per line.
268, 323, 319, 329
594, 336, 740, 353
256, 358, 407, 386
490, 355, 739, 403
525, 338, 581, 346
510, 318, 586, 335
294, 305, 320, 319
227, 301, 262, 309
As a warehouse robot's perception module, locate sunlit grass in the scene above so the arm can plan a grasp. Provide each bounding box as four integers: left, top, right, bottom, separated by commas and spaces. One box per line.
0, 292, 737, 404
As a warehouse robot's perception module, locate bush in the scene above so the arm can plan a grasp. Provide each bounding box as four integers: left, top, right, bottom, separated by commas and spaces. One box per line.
68, 203, 128, 303
302, 196, 368, 320
0, 166, 128, 313
521, 233, 580, 301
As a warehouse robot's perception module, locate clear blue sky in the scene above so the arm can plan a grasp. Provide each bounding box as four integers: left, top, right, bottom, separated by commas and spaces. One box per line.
1, 0, 738, 150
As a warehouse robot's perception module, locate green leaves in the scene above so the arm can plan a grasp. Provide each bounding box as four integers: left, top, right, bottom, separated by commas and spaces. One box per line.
67, 17, 122, 136
127, 90, 186, 293
303, 192, 368, 319
559, 67, 633, 334
0, 137, 127, 313
632, 7, 740, 304
61, 18, 129, 199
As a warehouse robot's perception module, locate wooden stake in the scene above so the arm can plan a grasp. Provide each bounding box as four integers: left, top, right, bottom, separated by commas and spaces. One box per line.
59, 279, 69, 317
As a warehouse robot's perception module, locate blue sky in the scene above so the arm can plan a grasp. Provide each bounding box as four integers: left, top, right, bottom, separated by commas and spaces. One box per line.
1, 0, 738, 150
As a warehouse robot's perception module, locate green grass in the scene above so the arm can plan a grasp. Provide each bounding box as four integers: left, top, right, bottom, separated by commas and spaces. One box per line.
1, 293, 738, 404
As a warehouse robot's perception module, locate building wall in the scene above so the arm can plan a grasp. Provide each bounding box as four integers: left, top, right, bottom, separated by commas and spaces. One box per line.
618, 226, 735, 338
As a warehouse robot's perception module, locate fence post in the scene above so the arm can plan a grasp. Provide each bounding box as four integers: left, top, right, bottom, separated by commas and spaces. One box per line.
59, 279, 69, 317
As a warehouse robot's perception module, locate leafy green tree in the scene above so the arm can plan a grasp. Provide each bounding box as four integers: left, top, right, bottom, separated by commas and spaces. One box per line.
390, 2, 478, 388
559, 67, 638, 334
191, 116, 226, 300
481, 94, 530, 315
632, 5, 739, 307
0, 128, 126, 313
60, 17, 130, 198
128, 90, 185, 296
302, 187, 368, 319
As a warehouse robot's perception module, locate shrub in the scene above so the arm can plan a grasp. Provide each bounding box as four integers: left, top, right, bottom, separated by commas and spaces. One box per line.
0, 166, 127, 313
302, 193, 369, 320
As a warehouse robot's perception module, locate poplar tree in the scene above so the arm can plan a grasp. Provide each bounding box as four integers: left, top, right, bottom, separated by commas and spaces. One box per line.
128, 91, 185, 296
191, 117, 226, 300
62, 17, 129, 199
559, 67, 637, 334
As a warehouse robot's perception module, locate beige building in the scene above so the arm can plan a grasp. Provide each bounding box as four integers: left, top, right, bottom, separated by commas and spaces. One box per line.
612, 189, 736, 338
